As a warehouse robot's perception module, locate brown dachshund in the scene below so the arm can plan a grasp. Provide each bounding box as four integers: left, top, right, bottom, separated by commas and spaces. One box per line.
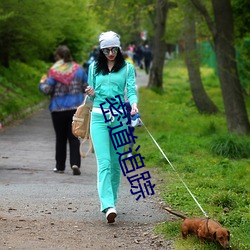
162, 207, 231, 249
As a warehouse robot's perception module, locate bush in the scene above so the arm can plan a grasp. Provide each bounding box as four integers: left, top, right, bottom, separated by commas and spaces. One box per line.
210, 191, 237, 209
0, 60, 49, 123
210, 135, 250, 159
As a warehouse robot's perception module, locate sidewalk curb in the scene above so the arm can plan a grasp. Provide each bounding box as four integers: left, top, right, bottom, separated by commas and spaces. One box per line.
1, 99, 48, 129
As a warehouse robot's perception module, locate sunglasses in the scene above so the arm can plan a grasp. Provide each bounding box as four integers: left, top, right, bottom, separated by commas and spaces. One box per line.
102, 47, 119, 55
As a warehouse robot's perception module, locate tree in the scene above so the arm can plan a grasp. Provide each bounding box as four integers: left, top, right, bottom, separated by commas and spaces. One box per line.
0, 0, 98, 66
148, 0, 177, 89
232, 0, 250, 40
191, 0, 250, 134
232, 0, 250, 96
184, 1, 218, 114
91, 0, 155, 47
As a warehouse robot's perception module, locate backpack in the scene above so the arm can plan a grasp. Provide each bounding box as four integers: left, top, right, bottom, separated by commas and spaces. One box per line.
72, 95, 94, 158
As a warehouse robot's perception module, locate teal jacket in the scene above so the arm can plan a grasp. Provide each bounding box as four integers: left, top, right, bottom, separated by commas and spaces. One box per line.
87, 62, 138, 109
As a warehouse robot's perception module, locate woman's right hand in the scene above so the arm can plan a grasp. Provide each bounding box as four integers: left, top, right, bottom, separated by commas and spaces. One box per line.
85, 86, 95, 97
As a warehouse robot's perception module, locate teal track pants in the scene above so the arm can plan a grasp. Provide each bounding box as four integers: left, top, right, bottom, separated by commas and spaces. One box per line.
90, 111, 127, 212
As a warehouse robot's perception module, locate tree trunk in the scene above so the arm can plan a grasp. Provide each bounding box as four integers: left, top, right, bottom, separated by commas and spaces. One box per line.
184, 4, 218, 114
212, 0, 250, 134
191, 0, 250, 134
147, 0, 169, 90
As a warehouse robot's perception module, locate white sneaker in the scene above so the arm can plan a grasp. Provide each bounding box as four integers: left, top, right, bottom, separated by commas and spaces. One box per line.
105, 207, 117, 223
53, 168, 64, 173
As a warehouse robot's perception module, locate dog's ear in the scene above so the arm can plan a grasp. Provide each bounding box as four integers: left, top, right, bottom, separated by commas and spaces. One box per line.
227, 230, 230, 240
213, 231, 217, 240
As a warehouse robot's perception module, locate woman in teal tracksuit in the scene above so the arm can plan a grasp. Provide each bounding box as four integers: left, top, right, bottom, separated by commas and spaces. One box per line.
86, 31, 138, 223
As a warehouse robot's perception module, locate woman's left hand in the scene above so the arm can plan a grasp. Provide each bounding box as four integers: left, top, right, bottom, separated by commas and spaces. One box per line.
131, 103, 138, 116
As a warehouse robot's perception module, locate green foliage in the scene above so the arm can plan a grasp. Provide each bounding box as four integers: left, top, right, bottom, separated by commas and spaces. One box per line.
0, 0, 100, 66
236, 37, 250, 95
0, 60, 49, 122
164, 0, 213, 45
165, 3, 184, 44
210, 191, 238, 209
210, 134, 250, 159
154, 221, 181, 240
232, 0, 250, 39
92, 0, 156, 45
137, 58, 250, 249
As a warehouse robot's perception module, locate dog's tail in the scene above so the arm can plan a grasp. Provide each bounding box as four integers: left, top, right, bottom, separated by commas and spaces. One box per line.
161, 206, 187, 220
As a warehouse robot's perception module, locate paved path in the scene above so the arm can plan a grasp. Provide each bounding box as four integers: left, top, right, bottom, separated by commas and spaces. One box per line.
135, 68, 149, 88
0, 70, 172, 249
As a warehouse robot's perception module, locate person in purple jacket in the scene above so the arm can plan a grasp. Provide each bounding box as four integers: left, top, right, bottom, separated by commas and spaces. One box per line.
39, 45, 88, 175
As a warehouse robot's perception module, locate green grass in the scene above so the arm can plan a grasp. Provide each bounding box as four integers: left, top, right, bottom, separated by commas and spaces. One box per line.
136, 58, 250, 250
0, 60, 50, 123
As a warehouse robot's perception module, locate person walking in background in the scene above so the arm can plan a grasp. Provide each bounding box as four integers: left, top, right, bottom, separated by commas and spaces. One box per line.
88, 46, 99, 64
85, 31, 138, 223
123, 51, 136, 76
39, 45, 88, 175
84, 46, 99, 72
143, 44, 152, 74
134, 44, 144, 69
